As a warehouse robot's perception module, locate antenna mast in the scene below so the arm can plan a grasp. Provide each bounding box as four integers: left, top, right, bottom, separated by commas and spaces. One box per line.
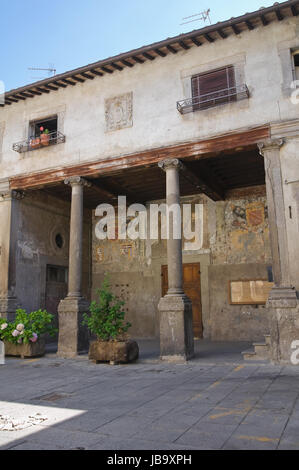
28, 64, 56, 80
181, 8, 211, 26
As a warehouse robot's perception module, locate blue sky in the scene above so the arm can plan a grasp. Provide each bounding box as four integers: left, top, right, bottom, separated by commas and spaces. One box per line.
0, 0, 275, 91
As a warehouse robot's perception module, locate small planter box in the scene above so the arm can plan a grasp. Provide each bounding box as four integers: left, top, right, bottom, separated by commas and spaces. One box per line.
89, 339, 139, 364
4, 339, 46, 359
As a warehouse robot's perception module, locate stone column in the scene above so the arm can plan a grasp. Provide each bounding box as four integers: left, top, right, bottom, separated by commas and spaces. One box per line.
258, 139, 297, 306
0, 186, 24, 321
259, 139, 299, 364
158, 159, 194, 362
57, 176, 90, 358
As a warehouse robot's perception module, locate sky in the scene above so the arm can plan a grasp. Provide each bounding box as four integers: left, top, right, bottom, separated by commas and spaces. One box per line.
0, 0, 276, 92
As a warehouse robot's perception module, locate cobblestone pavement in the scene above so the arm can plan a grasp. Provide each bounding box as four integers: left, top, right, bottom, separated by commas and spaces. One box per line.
0, 343, 299, 450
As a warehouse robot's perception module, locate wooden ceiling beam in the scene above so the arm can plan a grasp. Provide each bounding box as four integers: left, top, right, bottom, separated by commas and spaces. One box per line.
260, 14, 269, 26
90, 69, 104, 76
19, 91, 34, 98
204, 34, 214, 43
121, 59, 134, 68
181, 162, 225, 201
217, 29, 227, 39
231, 24, 241, 35
13, 94, 26, 100
275, 9, 284, 21
154, 48, 167, 57
179, 41, 190, 50
35, 87, 50, 94
44, 84, 59, 90
72, 76, 85, 83
167, 44, 178, 53
191, 37, 202, 46
53, 81, 67, 88
81, 72, 95, 79
143, 52, 155, 61
245, 19, 255, 30
132, 55, 145, 63
101, 66, 114, 74
111, 62, 123, 71
28, 89, 42, 96
61, 78, 76, 86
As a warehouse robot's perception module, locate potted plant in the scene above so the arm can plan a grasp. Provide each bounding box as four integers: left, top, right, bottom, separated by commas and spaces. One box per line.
40, 127, 50, 146
29, 136, 41, 149
0, 309, 57, 359
83, 276, 139, 364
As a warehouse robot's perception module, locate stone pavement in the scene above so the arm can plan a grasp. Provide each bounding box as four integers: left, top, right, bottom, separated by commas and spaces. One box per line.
0, 340, 299, 450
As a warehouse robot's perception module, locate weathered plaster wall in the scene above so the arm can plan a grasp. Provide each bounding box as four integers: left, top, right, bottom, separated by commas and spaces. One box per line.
92, 188, 272, 342
0, 18, 298, 180
14, 192, 91, 313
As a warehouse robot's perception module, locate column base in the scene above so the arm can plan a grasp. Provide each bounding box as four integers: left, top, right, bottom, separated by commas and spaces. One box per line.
57, 297, 90, 358
267, 287, 298, 308
0, 297, 18, 321
266, 288, 299, 364
158, 294, 194, 362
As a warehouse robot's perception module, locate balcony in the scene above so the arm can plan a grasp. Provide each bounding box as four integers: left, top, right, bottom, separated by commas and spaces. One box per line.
177, 84, 249, 115
12, 131, 65, 153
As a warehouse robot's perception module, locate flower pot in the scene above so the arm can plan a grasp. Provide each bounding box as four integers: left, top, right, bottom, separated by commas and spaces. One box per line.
41, 134, 50, 146
4, 338, 46, 359
30, 138, 41, 149
89, 339, 139, 364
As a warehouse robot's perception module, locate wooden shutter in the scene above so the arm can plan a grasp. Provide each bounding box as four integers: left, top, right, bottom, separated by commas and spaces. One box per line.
191, 66, 236, 110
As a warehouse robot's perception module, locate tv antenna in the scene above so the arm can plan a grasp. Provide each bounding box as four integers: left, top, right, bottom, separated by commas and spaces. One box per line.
28, 63, 56, 80
181, 9, 211, 26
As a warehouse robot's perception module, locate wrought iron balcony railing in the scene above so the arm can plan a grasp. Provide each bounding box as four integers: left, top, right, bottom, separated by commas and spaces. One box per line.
177, 84, 250, 115
12, 131, 65, 153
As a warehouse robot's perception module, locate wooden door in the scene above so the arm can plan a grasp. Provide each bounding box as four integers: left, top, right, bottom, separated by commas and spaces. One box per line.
45, 265, 68, 341
161, 263, 203, 339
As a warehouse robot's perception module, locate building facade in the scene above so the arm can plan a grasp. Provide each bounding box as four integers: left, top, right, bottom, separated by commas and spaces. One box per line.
0, 0, 299, 363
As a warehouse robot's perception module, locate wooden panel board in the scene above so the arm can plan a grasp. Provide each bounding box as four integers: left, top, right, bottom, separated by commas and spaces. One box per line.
229, 279, 274, 305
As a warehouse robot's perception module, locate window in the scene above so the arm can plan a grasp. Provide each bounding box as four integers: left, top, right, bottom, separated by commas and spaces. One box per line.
12, 114, 65, 153
191, 66, 236, 110
293, 51, 299, 80
29, 115, 57, 139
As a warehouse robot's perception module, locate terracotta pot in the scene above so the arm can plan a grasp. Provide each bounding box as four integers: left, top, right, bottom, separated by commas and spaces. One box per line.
30, 138, 41, 149
89, 339, 139, 364
41, 134, 50, 146
4, 338, 45, 359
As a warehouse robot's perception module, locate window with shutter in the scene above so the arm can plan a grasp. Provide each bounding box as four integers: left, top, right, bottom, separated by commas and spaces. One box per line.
191, 66, 236, 110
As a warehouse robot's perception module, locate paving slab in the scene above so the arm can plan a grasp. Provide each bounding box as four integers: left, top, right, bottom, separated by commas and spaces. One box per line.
1, 340, 299, 450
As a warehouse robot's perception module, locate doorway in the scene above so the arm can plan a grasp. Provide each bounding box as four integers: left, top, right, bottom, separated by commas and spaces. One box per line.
161, 263, 203, 339
45, 265, 68, 340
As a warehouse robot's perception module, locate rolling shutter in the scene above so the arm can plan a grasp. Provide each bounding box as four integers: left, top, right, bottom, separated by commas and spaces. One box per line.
191, 66, 236, 110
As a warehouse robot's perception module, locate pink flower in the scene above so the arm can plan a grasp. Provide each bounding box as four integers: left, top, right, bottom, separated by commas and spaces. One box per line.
17, 338, 23, 344
30, 333, 38, 343
12, 330, 20, 337
16, 324, 25, 332
1, 323, 7, 330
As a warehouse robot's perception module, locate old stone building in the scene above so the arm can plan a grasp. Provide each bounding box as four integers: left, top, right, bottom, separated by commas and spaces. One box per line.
0, 0, 299, 363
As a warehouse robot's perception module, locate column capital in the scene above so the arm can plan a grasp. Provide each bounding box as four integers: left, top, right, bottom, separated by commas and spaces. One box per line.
64, 176, 91, 188
258, 138, 284, 157
0, 190, 25, 202
158, 158, 183, 172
